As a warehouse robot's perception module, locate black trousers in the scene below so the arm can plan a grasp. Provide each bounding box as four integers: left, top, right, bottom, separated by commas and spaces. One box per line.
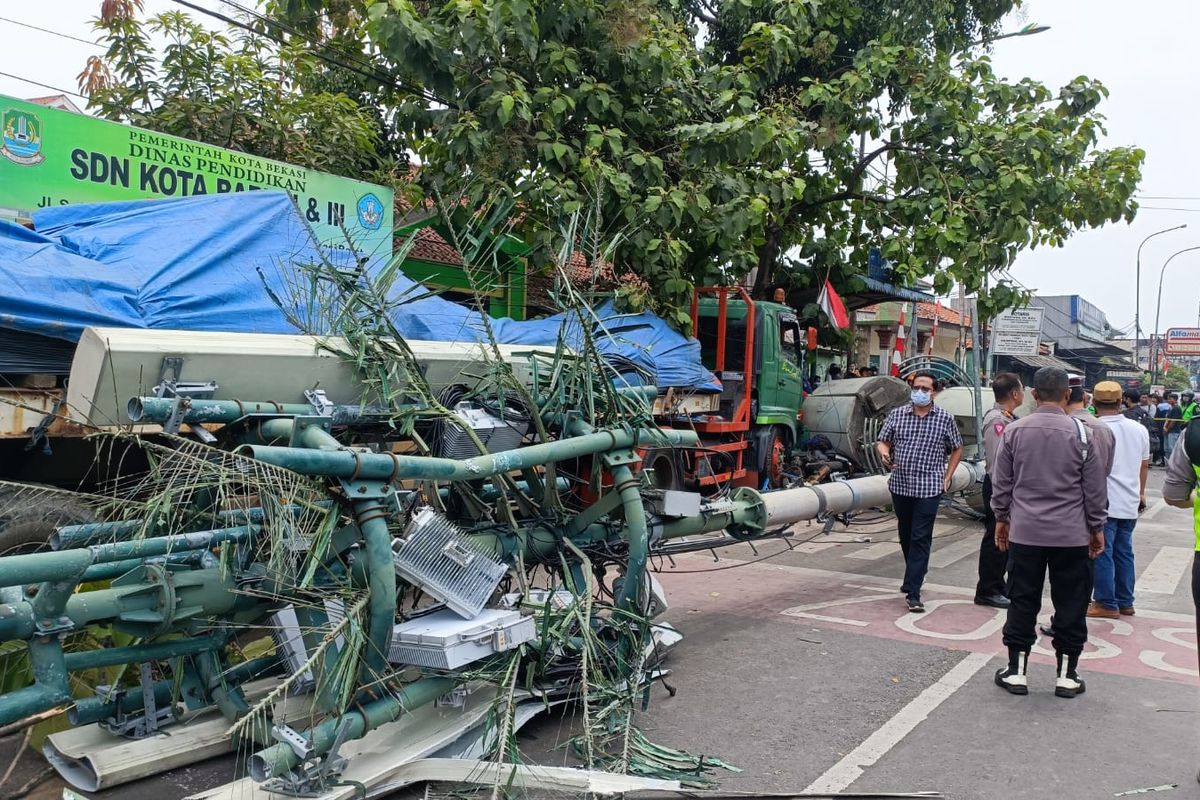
891, 493, 940, 597
1192, 552, 1200, 679
976, 475, 1008, 598
1003, 542, 1093, 657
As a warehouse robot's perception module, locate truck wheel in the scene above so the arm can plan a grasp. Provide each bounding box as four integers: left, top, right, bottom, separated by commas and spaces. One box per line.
645, 449, 682, 491
763, 427, 791, 489
0, 484, 96, 554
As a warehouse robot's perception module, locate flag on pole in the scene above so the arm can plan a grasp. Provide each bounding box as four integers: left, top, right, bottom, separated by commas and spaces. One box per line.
929, 302, 939, 355
817, 279, 849, 329
891, 306, 907, 376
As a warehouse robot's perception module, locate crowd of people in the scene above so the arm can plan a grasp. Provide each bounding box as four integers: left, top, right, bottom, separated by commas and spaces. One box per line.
874, 366, 1199, 698
1122, 388, 1197, 465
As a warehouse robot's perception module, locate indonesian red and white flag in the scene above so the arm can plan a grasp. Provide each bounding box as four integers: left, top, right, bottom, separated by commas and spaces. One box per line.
817, 279, 849, 329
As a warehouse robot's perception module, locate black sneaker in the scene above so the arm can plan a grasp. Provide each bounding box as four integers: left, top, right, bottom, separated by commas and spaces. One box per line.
974, 593, 1011, 609
905, 595, 925, 613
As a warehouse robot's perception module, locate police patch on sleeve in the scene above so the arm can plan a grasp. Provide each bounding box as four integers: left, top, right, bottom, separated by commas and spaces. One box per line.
994, 423, 1006, 435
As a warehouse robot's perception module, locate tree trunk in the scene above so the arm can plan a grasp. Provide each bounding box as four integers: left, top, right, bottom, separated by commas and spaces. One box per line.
751, 225, 782, 299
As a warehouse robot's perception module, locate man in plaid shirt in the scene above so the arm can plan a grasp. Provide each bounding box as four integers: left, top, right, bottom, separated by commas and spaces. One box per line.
876, 370, 964, 613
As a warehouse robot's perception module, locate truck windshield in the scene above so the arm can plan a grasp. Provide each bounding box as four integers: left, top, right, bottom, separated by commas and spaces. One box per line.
780, 319, 801, 365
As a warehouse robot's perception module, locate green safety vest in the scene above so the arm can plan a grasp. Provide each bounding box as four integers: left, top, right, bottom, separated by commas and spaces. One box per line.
1194, 465, 1200, 552
1184, 402, 1199, 423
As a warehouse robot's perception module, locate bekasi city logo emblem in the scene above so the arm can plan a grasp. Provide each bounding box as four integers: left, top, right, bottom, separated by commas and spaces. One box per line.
356, 193, 383, 230
1, 109, 46, 166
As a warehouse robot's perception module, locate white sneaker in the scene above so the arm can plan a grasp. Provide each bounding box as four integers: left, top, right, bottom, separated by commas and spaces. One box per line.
1055, 661, 1086, 698
994, 651, 1029, 695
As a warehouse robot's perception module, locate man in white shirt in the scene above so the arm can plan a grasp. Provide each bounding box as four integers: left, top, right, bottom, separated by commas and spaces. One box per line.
1089, 381, 1150, 619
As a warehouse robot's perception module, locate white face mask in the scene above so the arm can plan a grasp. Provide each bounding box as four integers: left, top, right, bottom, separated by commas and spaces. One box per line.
911, 389, 933, 407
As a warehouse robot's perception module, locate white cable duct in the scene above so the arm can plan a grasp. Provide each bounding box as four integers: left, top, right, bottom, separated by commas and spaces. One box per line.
761, 461, 986, 528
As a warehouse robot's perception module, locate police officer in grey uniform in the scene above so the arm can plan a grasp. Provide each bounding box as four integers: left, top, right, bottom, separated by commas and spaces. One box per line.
977, 372, 1022, 608
992, 367, 1107, 698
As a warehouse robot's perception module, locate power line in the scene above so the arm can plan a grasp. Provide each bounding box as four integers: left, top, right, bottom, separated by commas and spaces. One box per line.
170, 0, 441, 105
1138, 206, 1200, 213
214, 0, 445, 107
215, 0, 396, 89
1135, 196, 1200, 201
0, 15, 105, 49
0, 70, 89, 100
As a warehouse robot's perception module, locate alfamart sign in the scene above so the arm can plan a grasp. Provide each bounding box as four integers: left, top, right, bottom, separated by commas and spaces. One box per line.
0, 94, 393, 256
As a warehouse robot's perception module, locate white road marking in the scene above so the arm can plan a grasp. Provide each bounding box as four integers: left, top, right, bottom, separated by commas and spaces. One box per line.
1135, 546, 1192, 595
893, 599, 1005, 640
668, 556, 1197, 622
845, 542, 898, 560
928, 534, 981, 569
803, 651, 993, 794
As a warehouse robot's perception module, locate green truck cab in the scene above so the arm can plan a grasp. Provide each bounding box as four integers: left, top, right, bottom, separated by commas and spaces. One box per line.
654, 287, 805, 490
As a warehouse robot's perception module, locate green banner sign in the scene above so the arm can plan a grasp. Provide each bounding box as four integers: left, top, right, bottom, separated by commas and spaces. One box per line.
0, 94, 393, 257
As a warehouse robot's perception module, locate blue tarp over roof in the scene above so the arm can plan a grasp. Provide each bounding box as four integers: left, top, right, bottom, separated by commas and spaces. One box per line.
0, 192, 718, 390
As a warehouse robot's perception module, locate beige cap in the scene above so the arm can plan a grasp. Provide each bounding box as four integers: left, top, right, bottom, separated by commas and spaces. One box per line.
1093, 381, 1124, 403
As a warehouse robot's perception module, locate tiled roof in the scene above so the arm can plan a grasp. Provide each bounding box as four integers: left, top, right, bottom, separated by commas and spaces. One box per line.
859, 301, 969, 326
400, 227, 463, 266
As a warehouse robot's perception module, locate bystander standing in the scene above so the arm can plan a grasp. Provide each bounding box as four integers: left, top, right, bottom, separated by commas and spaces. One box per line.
876, 370, 964, 614
1088, 382, 1150, 619
1160, 415, 1200, 684
1164, 392, 1184, 457
991, 367, 1107, 699
976, 372, 1023, 609
1067, 377, 1114, 475
1181, 391, 1198, 423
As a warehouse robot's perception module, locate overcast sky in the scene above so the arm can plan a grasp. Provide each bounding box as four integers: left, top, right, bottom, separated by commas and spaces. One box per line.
2, 1, 1198, 338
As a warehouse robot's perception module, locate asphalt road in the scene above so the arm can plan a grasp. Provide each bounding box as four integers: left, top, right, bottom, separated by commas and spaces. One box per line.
518, 468, 1200, 798
4, 470, 1198, 799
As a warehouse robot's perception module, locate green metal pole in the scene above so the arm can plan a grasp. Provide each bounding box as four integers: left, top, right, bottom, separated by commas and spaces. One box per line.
62, 635, 229, 671
51, 520, 143, 549
128, 397, 376, 426
68, 679, 177, 726
237, 428, 698, 482
78, 551, 212, 583
0, 526, 258, 588
353, 500, 398, 688
0, 568, 245, 641
248, 676, 455, 780
68, 654, 282, 726
54, 506, 328, 550
611, 464, 649, 611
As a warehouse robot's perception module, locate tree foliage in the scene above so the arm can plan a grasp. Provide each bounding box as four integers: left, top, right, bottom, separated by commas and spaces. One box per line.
90, 0, 1145, 325
78, 1, 396, 181
337, 0, 1141, 323
1163, 363, 1192, 390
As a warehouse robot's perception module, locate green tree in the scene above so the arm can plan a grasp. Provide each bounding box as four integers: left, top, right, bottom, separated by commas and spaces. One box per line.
330, 0, 1142, 323
1163, 363, 1192, 390
77, 1, 396, 181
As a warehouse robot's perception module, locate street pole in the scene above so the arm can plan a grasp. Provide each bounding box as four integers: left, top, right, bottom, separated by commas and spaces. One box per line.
1152, 245, 1200, 385
1136, 224, 1187, 373
969, 295, 984, 461
957, 282, 967, 368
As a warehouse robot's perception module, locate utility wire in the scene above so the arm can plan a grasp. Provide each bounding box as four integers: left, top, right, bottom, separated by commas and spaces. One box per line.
214, 0, 447, 108
0, 70, 90, 100
0, 15, 105, 49
170, 0, 442, 105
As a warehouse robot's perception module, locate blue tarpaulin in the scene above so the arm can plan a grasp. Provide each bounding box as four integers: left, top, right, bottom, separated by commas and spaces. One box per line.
0, 192, 717, 390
